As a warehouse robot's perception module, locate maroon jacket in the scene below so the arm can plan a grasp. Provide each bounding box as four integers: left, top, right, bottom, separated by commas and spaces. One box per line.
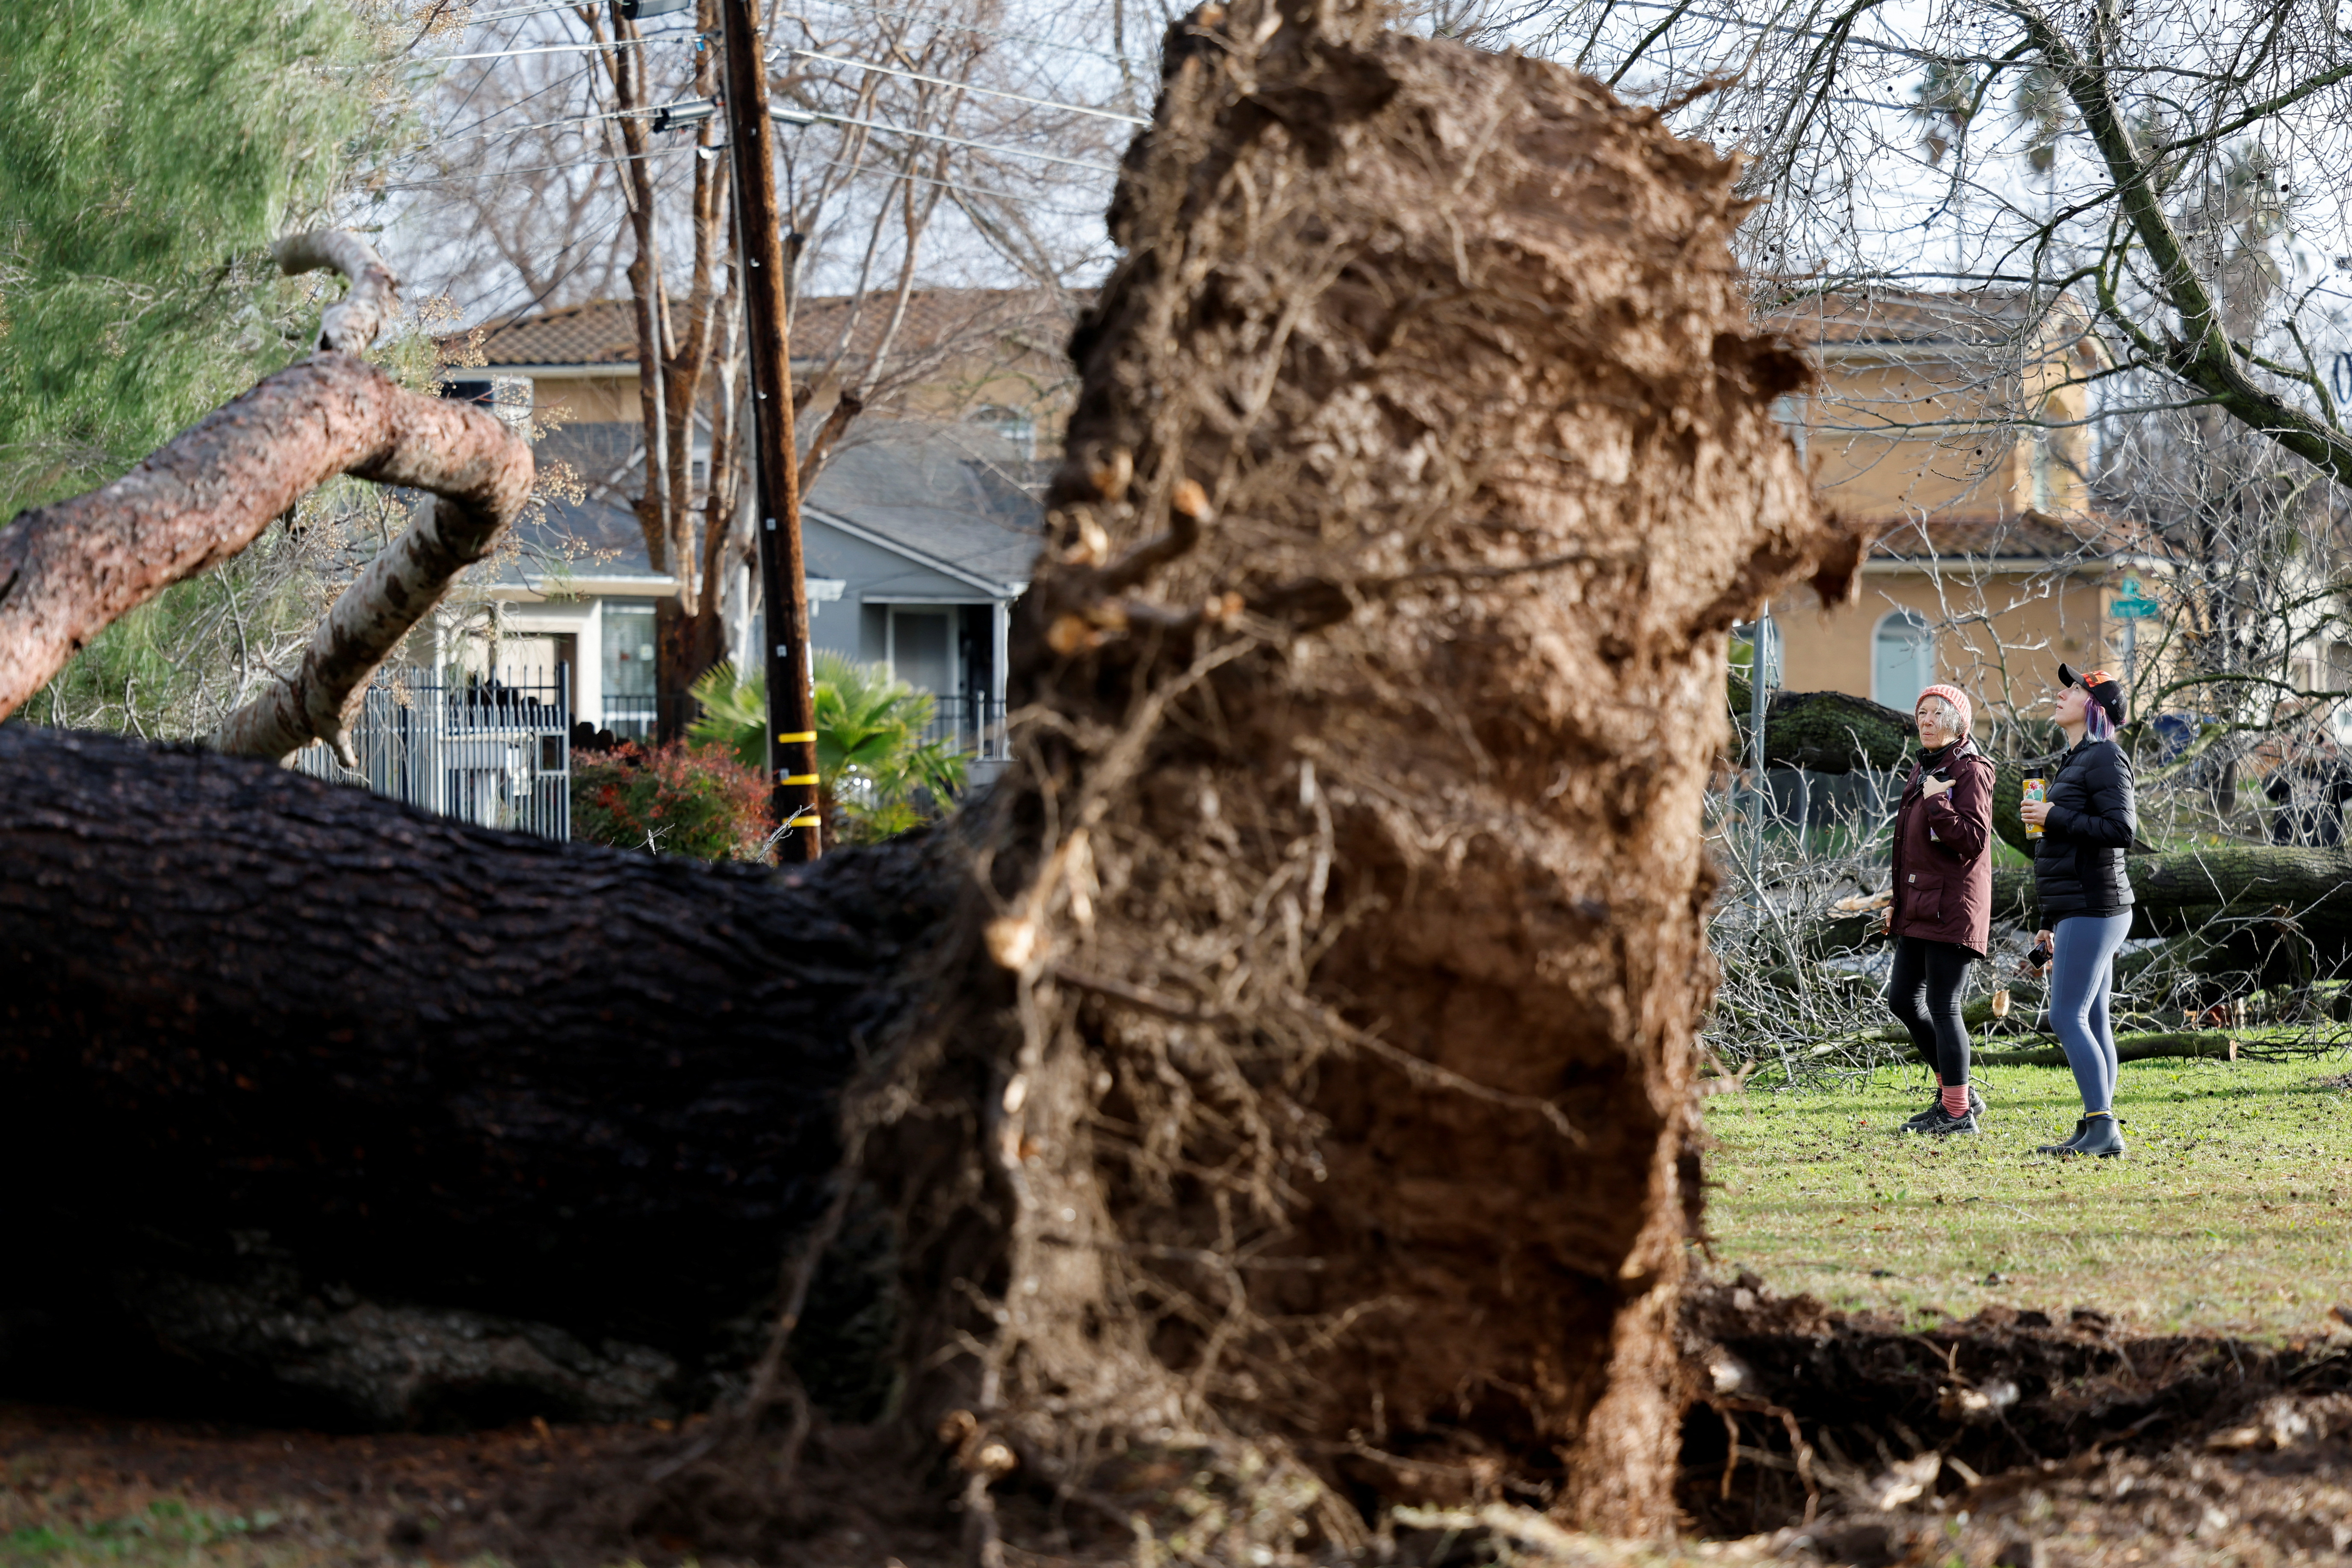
1888, 739, 1996, 955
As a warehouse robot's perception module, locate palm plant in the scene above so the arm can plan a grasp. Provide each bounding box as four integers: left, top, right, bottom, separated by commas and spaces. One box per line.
687, 653, 967, 845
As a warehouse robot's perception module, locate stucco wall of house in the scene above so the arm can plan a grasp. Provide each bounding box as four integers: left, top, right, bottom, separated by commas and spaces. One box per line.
1767, 568, 2116, 720
1801, 357, 2091, 523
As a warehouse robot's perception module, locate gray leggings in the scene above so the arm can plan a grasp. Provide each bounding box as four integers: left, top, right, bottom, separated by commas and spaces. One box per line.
2049, 911, 2133, 1114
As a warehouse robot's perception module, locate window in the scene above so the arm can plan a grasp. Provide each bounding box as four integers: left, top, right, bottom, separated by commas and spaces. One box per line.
1872, 608, 1936, 710
971, 404, 1037, 459
1769, 394, 1810, 462
602, 598, 658, 739
886, 607, 955, 698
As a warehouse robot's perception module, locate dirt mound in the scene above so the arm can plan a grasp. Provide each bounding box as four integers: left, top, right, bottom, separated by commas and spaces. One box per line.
1679, 1276, 2352, 1560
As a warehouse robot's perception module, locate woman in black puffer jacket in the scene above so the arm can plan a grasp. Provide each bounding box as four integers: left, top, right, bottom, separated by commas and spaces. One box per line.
2019, 664, 2136, 1158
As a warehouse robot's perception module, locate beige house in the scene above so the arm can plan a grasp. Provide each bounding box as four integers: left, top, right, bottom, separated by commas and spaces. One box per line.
1750, 289, 2157, 725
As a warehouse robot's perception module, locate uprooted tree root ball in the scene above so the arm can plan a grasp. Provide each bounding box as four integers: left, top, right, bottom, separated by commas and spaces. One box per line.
832, 0, 1862, 1540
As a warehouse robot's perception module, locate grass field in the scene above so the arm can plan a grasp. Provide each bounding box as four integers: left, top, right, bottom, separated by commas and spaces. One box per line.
1702, 1053, 2352, 1337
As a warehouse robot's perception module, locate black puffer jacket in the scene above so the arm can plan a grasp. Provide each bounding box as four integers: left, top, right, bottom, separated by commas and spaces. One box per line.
2032, 736, 2137, 920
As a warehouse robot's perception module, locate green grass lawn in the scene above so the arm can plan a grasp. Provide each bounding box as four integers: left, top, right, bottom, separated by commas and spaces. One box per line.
1702, 1054, 2352, 1338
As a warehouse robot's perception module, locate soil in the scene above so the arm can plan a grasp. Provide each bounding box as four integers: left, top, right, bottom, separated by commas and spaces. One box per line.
0, 1402, 961, 1568
1678, 1276, 2352, 1564
13, 1278, 2350, 1565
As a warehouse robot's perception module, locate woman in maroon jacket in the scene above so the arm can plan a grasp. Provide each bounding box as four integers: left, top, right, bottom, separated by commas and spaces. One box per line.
1879, 683, 1997, 1135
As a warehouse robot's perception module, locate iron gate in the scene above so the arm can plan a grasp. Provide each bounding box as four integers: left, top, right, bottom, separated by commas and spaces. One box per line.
292, 667, 571, 840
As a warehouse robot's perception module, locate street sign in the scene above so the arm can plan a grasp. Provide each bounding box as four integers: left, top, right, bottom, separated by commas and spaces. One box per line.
2110, 576, 2160, 622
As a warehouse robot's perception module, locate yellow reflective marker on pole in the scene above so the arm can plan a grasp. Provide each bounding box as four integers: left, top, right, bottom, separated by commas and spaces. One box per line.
775, 731, 816, 744
780, 774, 819, 785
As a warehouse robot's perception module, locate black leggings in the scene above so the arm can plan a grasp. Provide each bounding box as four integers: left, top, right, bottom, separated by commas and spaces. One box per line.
1885, 935, 1972, 1087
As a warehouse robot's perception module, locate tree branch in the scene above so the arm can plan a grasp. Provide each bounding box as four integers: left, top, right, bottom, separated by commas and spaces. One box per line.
273, 231, 400, 355
208, 383, 535, 763
2006, 0, 2352, 487
0, 355, 528, 729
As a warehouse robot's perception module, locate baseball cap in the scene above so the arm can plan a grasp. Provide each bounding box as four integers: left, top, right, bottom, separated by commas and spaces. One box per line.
2057, 663, 2126, 724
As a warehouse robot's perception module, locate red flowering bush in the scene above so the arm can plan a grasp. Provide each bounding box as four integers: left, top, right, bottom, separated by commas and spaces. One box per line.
571, 739, 772, 861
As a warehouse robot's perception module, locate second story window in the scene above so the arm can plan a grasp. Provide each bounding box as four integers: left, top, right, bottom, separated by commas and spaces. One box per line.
971, 404, 1037, 460
1873, 608, 1936, 711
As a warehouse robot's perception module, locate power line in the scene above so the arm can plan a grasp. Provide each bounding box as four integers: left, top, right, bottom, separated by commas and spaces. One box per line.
772, 103, 1119, 172
380, 139, 697, 190
421, 30, 699, 65
780, 47, 1149, 124
417, 106, 641, 149
795, 0, 1146, 68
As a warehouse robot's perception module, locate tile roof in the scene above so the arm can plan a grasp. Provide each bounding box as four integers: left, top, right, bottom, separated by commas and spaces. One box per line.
1868, 509, 2158, 563
452, 287, 1072, 369
1757, 286, 2096, 353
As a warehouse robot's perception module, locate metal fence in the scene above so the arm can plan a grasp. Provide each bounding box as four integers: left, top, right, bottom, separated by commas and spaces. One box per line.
600, 691, 702, 742
293, 668, 572, 840
922, 694, 1011, 762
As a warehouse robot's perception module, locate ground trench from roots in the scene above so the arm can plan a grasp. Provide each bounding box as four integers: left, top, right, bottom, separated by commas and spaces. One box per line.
1674, 1276, 2352, 1553
11, 1277, 2352, 1564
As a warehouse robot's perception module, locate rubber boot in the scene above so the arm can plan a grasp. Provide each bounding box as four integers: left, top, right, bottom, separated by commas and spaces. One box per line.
2070, 1113, 2126, 1158
2034, 1118, 2088, 1155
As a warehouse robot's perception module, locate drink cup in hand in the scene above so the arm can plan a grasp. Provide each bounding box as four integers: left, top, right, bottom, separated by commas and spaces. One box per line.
2022, 777, 2047, 837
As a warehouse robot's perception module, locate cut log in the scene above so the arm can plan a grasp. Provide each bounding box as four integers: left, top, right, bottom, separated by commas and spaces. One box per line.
0, 725, 944, 1426
1975, 1031, 2241, 1067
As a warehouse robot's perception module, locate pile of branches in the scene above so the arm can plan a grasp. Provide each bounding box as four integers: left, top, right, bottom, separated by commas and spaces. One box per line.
1704, 689, 2352, 1084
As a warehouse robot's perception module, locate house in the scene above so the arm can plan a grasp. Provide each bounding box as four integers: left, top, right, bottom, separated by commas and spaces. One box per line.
434, 288, 1071, 747
1749, 288, 2151, 725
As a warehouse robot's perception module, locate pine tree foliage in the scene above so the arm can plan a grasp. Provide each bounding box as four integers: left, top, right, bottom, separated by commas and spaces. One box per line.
0, 0, 375, 517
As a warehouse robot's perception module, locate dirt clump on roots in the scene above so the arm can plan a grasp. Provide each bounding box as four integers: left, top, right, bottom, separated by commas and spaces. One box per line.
847, 0, 1864, 1544
1677, 1277, 2352, 1564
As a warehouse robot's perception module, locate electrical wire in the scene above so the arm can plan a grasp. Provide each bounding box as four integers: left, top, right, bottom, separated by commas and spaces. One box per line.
421, 30, 699, 64
794, 0, 1145, 68
780, 47, 1148, 124
776, 104, 1118, 172
449, 0, 601, 23
416, 105, 649, 149
796, 148, 1105, 211
380, 139, 697, 190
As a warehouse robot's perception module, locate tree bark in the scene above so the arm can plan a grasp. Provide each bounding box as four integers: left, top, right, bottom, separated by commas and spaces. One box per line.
0, 353, 531, 748
0, 724, 945, 1425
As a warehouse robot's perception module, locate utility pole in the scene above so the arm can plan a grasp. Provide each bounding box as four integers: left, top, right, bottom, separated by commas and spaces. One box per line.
720, 0, 822, 859
1744, 613, 1773, 903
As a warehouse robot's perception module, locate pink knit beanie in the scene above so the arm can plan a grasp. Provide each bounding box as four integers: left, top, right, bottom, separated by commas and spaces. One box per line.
1916, 683, 1974, 735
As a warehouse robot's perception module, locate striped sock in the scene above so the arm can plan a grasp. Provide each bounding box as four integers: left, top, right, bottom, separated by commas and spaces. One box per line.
1940, 1084, 1971, 1117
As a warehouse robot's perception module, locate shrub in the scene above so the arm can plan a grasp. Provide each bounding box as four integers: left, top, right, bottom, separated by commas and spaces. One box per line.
687, 655, 967, 847
571, 739, 772, 861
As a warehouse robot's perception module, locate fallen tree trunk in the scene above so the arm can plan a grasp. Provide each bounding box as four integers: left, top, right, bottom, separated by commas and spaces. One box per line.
1990, 848, 2352, 936
0, 725, 946, 1426
1975, 1031, 2243, 1067
1729, 682, 1916, 773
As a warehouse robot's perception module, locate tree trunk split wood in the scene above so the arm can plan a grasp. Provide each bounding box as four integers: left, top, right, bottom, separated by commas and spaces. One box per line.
0, 6, 1865, 1536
